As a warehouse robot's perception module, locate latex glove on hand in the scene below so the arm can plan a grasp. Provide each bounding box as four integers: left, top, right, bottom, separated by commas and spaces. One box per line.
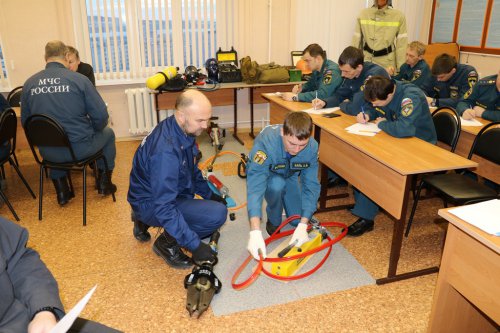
289, 222, 309, 247
247, 230, 266, 260
192, 242, 216, 265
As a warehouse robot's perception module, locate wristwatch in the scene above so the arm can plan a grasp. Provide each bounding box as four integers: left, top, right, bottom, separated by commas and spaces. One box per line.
292, 95, 298, 102
32, 307, 60, 321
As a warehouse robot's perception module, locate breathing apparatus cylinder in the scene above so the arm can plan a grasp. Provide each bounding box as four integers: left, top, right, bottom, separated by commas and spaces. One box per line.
146, 66, 178, 90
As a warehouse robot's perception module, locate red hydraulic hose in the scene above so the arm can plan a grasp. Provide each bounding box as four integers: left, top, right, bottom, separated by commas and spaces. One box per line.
231, 215, 347, 290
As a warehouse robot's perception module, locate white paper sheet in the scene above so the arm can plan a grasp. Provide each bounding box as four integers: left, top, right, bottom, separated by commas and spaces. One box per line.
460, 117, 483, 126
448, 199, 500, 236
345, 122, 381, 136
50, 285, 97, 333
302, 107, 341, 115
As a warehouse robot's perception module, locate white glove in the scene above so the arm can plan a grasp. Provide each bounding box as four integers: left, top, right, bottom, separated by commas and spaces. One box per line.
289, 223, 309, 247
247, 230, 267, 260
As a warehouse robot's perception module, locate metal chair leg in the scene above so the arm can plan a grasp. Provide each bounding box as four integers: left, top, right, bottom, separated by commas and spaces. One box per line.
405, 181, 426, 237
0, 189, 19, 221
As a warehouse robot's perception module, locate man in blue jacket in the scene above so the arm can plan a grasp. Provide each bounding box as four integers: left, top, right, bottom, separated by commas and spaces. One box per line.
128, 90, 227, 268
246, 112, 320, 259
347, 76, 437, 236
0, 216, 121, 332
389, 41, 432, 93
281, 43, 342, 102
313, 46, 390, 114
21, 40, 116, 206
426, 53, 478, 108
457, 69, 500, 122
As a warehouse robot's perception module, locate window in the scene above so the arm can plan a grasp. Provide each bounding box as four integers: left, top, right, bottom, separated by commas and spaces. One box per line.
76, 0, 217, 80
430, 0, 500, 55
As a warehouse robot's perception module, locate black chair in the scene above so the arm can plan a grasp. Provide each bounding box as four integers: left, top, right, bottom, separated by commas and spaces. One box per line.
7, 86, 22, 107
24, 114, 116, 226
432, 107, 461, 152
0, 109, 36, 221
405, 121, 500, 237
411, 107, 461, 199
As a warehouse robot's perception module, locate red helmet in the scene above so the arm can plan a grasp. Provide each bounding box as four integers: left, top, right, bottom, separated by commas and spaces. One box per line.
296, 59, 312, 74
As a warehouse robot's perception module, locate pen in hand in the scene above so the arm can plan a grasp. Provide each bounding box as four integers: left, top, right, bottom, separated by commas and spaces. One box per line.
361, 106, 366, 123
314, 91, 317, 110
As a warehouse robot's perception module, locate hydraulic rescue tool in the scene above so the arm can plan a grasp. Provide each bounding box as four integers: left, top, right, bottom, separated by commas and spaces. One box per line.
184, 231, 222, 318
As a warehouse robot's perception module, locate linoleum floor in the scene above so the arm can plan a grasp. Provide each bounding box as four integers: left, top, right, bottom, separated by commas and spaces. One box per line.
2, 133, 449, 333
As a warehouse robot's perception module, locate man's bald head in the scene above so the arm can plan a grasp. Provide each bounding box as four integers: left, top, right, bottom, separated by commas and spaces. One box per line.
175, 90, 212, 137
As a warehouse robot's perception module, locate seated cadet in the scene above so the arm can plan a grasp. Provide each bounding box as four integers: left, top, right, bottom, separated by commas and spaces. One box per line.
426, 53, 478, 108
127, 90, 227, 269
388, 41, 432, 93
312, 46, 389, 186
21, 40, 117, 206
246, 112, 320, 259
457, 68, 500, 121
281, 43, 342, 102
346, 76, 437, 236
312, 46, 390, 115
67, 46, 96, 86
0, 216, 122, 333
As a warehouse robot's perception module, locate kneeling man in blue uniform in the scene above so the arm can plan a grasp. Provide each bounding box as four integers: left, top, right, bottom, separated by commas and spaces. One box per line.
246, 112, 320, 259
127, 90, 228, 268
347, 76, 437, 236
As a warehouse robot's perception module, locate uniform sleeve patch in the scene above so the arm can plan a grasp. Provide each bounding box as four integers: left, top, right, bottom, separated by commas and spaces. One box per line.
411, 70, 421, 81
253, 150, 268, 165
401, 99, 413, 117
361, 76, 372, 91
324, 69, 332, 75
323, 74, 332, 85
468, 71, 478, 87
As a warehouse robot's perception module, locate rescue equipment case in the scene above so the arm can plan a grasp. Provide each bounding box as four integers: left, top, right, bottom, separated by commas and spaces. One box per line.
216, 47, 242, 83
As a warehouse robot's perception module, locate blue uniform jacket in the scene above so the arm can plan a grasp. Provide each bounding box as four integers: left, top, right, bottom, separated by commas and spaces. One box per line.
366, 81, 437, 144
393, 59, 432, 93
457, 74, 500, 122
298, 59, 342, 102
246, 125, 320, 220
0, 217, 65, 332
428, 64, 478, 108
127, 116, 211, 251
324, 62, 389, 115
20, 62, 108, 143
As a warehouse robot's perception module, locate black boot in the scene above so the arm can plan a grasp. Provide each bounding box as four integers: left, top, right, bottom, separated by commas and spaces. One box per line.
52, 176, 73, 206
97, 170, 117, 195
153, 232, 192, 269
131, 212, 151, 242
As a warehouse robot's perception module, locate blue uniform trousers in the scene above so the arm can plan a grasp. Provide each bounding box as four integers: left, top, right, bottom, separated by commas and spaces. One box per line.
351, 188, 379, 221
137, 198, 227, 240
40, 127, 116, 179
265, 173, 302, 227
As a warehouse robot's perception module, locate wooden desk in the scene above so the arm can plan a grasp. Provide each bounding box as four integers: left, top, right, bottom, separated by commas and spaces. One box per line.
12, 107, 29, 151
154, 82, 297, 144
263, 94, 478, 284
427, 207, 500, 332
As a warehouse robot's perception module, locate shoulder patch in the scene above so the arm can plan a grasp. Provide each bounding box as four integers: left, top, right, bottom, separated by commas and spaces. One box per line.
468, 71, 478, 87
324, 69, 332, 75
323, 74, 332, 85
401, 98, 413, 117
253, 150, 268, 165
412, 69, 421, 81
361, 75, 372, 91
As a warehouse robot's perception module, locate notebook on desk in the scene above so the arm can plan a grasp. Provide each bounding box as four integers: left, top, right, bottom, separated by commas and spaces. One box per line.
448, 199, 500, 236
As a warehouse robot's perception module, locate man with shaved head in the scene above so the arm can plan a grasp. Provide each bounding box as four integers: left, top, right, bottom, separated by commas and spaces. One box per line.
128, 90, 227, 269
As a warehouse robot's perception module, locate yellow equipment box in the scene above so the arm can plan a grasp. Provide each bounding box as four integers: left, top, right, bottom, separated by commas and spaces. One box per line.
270, 231, 323, 277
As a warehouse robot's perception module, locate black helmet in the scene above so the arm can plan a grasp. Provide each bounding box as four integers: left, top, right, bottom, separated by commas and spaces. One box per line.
205, 58, 219, 83
184, 65, 199, 84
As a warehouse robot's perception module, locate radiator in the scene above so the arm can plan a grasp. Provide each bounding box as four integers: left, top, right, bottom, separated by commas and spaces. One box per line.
125, 88, 157, 135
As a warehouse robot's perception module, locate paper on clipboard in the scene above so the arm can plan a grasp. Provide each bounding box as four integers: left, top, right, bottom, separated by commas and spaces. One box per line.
50, 285, 97, 333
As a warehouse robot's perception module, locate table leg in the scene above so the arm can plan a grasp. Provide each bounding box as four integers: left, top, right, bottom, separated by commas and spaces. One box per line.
250, 87, 255, 139
376, 177, 439, 284
232, 88, 244, 145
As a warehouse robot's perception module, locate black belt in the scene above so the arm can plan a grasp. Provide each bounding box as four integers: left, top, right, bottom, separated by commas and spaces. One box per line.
363, 44, 394, 57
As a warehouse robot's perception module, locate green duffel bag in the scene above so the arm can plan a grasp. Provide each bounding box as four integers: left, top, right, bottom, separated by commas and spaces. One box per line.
258, 62, 289, 83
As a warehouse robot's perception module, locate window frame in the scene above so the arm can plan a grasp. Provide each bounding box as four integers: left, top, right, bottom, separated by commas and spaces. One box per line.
429, 0, 500, 55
